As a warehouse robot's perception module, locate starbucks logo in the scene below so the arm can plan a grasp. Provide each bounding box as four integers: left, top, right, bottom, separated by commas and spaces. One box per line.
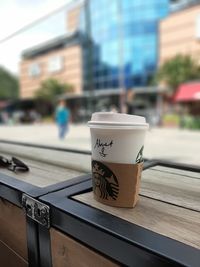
92, 160, 119, 200
136, 146, 144, 163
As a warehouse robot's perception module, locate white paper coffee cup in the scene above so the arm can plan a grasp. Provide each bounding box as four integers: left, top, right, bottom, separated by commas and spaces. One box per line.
88, 112, 149, 164
88, 112, 149, 208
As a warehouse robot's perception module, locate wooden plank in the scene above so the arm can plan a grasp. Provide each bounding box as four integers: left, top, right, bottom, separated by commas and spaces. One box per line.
50, 228, 119, 267
0, 198, 28, 260
152, 166, 200, 179
141, 168, 200, 211
74, 192, 200, 250
0, 240, 28, 267
0, 143, 91, 172
0, 155, 84, 187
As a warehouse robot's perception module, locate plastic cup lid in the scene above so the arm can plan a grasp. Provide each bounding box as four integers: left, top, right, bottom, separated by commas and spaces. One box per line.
88, 112, 149, 128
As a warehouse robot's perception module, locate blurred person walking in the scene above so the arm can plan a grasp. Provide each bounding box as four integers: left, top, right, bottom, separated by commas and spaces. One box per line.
55, 100, 70, 139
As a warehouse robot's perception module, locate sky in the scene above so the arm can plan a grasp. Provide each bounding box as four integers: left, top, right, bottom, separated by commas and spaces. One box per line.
0, 0, 73, 74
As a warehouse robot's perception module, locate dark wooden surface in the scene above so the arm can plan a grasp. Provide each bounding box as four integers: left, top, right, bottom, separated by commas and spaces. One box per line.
0, 152, 86, 267
0, 198, 28, 260
0, 240, 28, 267
50, 228, 119, 267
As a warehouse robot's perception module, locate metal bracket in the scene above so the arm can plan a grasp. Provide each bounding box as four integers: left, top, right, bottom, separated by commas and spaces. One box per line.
22, 194, 50, 229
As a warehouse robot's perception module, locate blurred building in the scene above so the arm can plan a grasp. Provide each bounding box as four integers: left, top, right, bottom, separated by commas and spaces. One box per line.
160, 1, 200, 65
20, 0, 170, 99
20, 32, 83, 98
170, 0, 200, 12
160, 1, 200, 116
81, 0, 169, 90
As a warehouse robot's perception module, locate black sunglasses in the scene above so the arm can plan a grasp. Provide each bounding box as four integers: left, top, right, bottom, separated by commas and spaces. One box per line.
0, 156, 29, 172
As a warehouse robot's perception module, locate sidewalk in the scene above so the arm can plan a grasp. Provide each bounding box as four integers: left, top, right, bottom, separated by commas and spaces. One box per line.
0, 124, 199, 165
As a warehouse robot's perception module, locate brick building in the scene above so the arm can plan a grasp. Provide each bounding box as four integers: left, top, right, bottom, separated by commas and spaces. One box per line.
20, 3, 82, 99
20, 0, 170, 99
160, 3, 200, 65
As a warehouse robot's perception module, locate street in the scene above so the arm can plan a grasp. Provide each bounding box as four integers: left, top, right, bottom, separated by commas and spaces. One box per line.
0, 124, 199, 165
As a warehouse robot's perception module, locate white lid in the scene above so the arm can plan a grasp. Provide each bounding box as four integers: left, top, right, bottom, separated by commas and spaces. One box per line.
88, 112, 149, 129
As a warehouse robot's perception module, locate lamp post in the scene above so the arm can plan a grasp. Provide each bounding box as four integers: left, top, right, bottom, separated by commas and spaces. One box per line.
83, 0, 94, 115
118, 0, 126, 113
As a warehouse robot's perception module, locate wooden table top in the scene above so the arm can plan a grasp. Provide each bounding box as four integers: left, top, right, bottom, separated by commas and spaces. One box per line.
74, 165, 200, 250
0, 154, 85, 188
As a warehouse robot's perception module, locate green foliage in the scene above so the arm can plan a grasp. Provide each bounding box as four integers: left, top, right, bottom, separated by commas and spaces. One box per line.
0, 67, 19, 100
163, 114, 180, 125
41, 115, 54, 123
181, 116, 200, 130
155, 55, 200, 91
35, 78, 74, 101
162, 114, 200, 129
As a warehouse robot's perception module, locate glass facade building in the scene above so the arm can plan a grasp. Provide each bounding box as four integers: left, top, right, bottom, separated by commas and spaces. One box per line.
80, 0, 170, 91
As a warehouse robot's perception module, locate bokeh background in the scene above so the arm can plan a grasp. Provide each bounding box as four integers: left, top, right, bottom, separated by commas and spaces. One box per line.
0, 0, 199, 164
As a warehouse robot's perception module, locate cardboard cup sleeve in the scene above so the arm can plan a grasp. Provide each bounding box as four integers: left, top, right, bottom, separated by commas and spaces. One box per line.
91, 160, 143, 208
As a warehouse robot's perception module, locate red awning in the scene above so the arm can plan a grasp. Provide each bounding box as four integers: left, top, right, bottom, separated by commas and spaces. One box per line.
174, 83, 200, 102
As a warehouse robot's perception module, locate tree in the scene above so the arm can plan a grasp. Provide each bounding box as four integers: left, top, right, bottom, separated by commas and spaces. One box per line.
35, 78, 74, 101
0, 67, 19, 100
154, 55, 200, 92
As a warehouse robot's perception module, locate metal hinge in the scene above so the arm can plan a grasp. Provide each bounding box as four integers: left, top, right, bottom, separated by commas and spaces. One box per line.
22, 194, 50, 229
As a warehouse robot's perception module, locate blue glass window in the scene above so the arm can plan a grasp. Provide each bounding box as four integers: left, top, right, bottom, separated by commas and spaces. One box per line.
81, 0, 169, 90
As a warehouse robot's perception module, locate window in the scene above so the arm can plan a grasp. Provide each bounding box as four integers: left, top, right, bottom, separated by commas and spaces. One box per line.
28, 63, 40, 77
48, 56, 63, 73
